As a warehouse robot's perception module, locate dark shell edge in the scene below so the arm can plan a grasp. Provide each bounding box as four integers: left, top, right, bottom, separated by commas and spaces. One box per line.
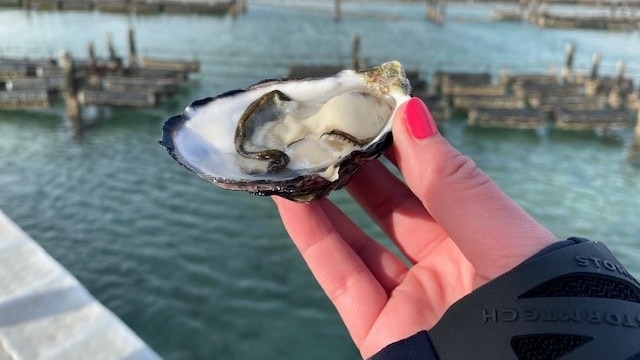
159, 75, 394, 203
248, 132, 393, 202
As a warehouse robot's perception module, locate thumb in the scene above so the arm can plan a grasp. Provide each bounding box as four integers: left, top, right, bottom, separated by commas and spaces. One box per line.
391, 97, 555, 280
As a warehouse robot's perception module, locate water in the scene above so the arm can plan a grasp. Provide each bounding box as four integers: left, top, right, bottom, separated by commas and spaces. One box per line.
1, 3, 640, 359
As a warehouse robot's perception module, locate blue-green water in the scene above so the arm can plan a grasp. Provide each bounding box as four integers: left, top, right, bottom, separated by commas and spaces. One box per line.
1, 3, 640, 359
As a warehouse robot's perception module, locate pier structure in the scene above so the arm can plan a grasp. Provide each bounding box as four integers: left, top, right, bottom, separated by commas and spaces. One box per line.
0, 57, 61, 109
467, 108, 543, 129
553, 108, 632, 131
429, 43, 638, 132
491, 0, 640, 31
0, 0, 241, 15
2, 33, 638, 136
532, 10, 640, 31
283, 32, 451, 121
441, 65, 636, 131
0, 28, 199, 127
284, 44, 635, 132
440, 71, 550, 129
0, 208, 161, 360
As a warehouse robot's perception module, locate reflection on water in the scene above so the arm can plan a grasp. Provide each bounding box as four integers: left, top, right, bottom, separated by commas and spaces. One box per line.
0, 3, 639, 360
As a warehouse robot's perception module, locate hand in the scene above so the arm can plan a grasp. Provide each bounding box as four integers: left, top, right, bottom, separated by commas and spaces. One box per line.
273, 98, 556, 359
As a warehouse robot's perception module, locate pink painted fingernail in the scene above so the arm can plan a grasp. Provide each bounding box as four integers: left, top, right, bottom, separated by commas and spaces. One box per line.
404, 97, 437, 140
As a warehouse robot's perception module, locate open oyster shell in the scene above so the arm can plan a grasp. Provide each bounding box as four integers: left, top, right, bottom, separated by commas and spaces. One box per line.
160, 61, 411, 202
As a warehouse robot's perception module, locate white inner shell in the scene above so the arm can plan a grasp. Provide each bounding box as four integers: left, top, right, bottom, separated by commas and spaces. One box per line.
173, 71, 408, 183
239, 92, 394, 180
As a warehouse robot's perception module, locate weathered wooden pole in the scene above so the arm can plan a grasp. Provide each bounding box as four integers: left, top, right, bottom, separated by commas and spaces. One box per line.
351, 34, 360, 70
61, 51, 81, 132
629, 110, 640, 168
426, 0, 444, 23
86, 41, 101, 88
425, 0, 431, 19
561, 42, 575, 82
128, 27, 137, 67
609, 1, 617, 16
334, 0, 341, 22
106, 33, 121, 70
584, 52, 601, 96
230, 0, 238, 19
589, 52, 601, 80
629, 106, 640, 167
230, 0, 247, 18
636, 107, 640, 140
615, 60, 626, 85
607, 61, 627, 109
87, 41, 97, 69
107, 33, 117, 61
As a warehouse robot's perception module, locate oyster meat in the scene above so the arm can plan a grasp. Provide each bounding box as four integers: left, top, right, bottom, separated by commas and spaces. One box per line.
160, 61, 411, 202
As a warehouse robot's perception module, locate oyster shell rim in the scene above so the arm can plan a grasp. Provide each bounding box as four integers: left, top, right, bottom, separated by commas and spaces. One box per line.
160, 62, 410, 202
160, 95, 394, 202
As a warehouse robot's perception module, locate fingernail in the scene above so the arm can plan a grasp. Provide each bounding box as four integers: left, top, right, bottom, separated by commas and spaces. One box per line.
404, 97, 437, 140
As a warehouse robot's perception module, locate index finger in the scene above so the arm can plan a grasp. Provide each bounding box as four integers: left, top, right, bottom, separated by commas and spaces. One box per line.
272, 197, 389, 347
391, 98, 556, 279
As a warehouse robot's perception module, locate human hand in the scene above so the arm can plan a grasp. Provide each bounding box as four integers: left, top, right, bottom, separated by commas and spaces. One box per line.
273, 97, 556, 358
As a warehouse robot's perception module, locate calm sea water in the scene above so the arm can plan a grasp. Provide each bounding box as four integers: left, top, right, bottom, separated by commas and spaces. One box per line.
1, 2, 640, 359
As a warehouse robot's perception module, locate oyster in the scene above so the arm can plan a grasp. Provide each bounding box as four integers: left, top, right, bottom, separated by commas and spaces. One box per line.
160, 61, 411, 202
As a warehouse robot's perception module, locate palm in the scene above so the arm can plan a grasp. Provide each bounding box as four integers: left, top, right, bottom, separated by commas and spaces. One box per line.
363, 238, 478, 354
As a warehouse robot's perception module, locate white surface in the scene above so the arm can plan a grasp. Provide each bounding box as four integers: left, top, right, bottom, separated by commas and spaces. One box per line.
0, 209, 162, 360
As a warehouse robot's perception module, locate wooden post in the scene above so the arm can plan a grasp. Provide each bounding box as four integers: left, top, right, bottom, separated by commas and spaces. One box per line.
426, 0, 444, 23
60, 51, 81, 127
351, 34, 360, 70
334, 0, 341, 22
230, 0, 246, 18
607, 61, 627, 109
561, 42, 575, 82
589, 52, 601, 80
86, 41, 100, 88
615, 61, 626, 85
128, 27, 137, 67
630, 107, 640, 168
106, 33, 121, 70
230, 0, 238, 18
425, 0, 431, 19
635, 107, 640, 140
107, 33, 117, 61
87, 41, 97, 69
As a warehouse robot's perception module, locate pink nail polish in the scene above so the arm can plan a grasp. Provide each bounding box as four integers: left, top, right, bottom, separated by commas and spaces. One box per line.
404, 97, 437, 140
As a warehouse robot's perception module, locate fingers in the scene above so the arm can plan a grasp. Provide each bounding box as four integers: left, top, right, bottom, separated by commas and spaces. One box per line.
391, 98, 556, 279
315, 199, 410, 291
346, 159, 449, 264
273, 197, 406, 345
